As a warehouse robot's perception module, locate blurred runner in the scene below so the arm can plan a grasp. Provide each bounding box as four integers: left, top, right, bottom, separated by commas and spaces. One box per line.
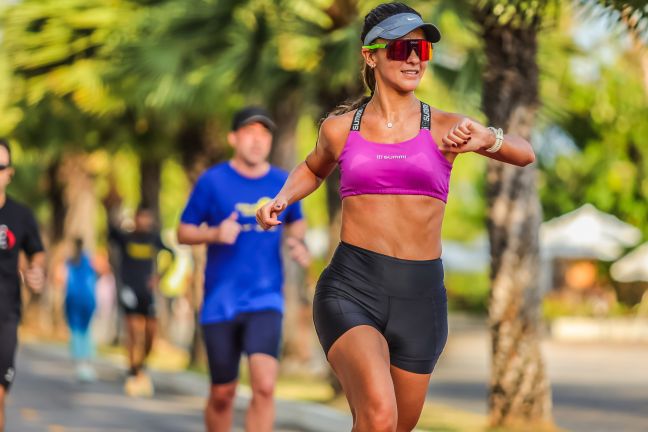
177, 106, 310, 432
108, 205, 175, 397
64, 238, 97, 382
0, 138, 45, 432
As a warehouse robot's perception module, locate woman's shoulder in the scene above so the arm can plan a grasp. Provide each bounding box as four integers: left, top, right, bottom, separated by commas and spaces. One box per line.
319, 110, 356, 147
321, 110, 355, 132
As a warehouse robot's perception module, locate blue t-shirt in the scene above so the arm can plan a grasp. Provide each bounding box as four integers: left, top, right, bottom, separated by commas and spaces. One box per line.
180, 162, 303, 324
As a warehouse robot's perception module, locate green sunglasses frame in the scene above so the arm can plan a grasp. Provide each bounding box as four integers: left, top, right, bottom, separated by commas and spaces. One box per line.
362, 43, 389, 50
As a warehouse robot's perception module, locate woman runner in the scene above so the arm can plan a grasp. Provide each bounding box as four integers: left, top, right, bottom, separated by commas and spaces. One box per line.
257, 3, 535, 431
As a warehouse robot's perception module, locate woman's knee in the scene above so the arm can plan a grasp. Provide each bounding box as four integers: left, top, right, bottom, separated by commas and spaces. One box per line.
396, 411, 422, 432
355, 396, 397, 432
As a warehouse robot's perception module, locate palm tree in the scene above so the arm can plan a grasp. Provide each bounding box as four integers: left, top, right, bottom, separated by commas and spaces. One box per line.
1, 0, 177, 222
473, 0, 647, 427
582, 0, 648, 93
472, 0, 551, 424
2, 0, 126, 236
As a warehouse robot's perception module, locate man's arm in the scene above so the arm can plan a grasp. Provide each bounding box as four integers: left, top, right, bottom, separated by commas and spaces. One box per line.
177, 211, 242, 246
284, 219, 306, 241
153, 235, 176, 281
24, 251, 46, 293
284, 220, 310, 268
103, 190, 126, 245
156, 235, 176, 258
107, 223, 122, 244
22, 208, 46, 292
178, 172, 239, 246
177, 223, 219, 245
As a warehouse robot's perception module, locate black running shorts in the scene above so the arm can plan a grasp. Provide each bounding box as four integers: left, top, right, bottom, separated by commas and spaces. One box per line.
0, 319, 18, 391
313, 241, 448, 374
202, 310, 282, 385
119, 284, 156, 317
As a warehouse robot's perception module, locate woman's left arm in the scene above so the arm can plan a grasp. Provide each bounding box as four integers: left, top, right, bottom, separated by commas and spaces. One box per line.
441, 117, 536, 167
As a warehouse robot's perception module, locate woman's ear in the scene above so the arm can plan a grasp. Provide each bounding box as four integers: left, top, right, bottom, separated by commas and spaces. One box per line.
361, 48, 376, 69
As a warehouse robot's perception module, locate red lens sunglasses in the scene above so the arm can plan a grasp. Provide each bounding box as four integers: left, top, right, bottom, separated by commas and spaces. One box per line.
362, 39, 433, 62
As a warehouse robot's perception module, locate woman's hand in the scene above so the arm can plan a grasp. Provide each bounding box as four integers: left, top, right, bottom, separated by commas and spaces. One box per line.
441, 118, 495, 154
256, 197, 288, 231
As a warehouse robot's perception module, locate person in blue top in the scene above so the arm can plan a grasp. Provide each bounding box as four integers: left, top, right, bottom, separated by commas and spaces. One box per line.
65, 238, 97, 382
178, 106, 310, 432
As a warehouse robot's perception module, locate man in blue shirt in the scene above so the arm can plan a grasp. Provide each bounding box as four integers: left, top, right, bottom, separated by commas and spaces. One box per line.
177, 107, 309, 432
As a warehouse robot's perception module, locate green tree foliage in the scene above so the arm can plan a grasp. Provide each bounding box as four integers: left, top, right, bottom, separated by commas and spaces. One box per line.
2, 0, 127, 115
1, 0, 135, 153
582, 0, 648, 34
540, 40, 648, 234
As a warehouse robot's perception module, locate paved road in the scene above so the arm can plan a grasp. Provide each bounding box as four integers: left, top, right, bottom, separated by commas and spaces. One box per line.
430, 322, 648, 432
7, 326, 648, 432
5, 344, 307, 432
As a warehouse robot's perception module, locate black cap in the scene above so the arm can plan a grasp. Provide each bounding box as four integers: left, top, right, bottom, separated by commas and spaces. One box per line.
231, 106, 276, 132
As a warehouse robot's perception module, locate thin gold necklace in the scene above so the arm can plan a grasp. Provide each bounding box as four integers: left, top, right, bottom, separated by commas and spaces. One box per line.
370, 99, 418, 129
370, 100, 394, 129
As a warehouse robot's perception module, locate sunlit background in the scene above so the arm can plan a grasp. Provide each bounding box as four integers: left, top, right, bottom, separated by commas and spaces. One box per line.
1, 0, 647, 431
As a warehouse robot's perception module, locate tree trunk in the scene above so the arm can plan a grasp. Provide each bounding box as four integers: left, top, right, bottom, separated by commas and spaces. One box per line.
139, 158, 161, 222
475, 8, 553, 428
178, 120, 226, 183
25, 158, 66, 336
47, 158, 65, 243
270, 90, 301, 170
39, 153, 99, 336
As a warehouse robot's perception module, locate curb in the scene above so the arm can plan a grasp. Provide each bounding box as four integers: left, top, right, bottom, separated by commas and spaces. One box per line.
551, 317, 648, 343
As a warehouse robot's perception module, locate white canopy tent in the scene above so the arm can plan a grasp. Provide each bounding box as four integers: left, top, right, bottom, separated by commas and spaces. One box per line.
440, 204, 642, 293
540, 204, 641, 261
611, 243, 648, 283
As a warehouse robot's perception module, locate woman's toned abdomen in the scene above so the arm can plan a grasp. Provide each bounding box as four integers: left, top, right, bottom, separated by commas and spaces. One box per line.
340, 195, 445, 260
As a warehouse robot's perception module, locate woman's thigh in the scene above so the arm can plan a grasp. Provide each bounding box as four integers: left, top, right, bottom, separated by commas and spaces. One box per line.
327, 325, 395, 416
390, 365, 431, 432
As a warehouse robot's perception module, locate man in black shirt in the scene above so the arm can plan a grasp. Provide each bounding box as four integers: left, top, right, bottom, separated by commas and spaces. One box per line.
108, 205, 174, 396
0, 139, 45, 432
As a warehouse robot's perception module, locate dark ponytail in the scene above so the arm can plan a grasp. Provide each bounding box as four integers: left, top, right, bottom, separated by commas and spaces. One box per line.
330, 2, 422, 116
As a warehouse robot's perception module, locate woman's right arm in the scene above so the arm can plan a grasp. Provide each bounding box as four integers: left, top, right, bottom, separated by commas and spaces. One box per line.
257, 116, 342, 230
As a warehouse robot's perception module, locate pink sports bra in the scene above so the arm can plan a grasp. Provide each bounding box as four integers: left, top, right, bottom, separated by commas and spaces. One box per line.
339, 101, 452, 202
